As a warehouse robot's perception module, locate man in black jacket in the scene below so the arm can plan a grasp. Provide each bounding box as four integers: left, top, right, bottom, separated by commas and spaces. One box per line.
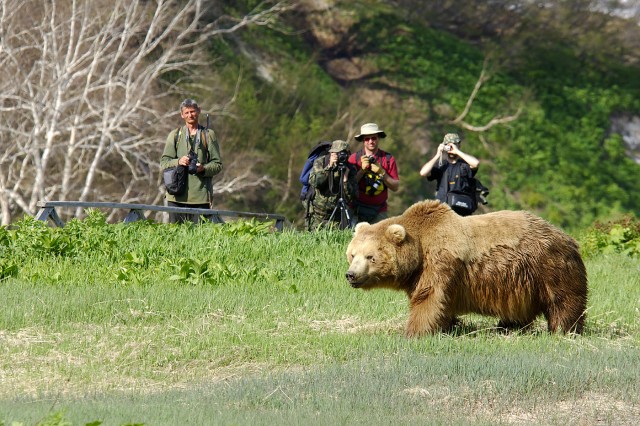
419, 133, 480, 216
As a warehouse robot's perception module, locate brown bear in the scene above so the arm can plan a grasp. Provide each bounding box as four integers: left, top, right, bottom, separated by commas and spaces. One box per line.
345, 200, 588, 336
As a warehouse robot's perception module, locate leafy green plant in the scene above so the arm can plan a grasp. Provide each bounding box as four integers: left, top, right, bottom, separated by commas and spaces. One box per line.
223, 218, 275, 237
61, 209, 117, 258
10, 215, 54, 259
0, 259, 18, 281
168, 257, 217, 286
581, 215, 640, 258
7, 210, 119, 261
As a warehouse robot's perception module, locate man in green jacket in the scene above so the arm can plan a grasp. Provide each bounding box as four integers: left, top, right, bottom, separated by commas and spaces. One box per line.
161, 99, 223, 223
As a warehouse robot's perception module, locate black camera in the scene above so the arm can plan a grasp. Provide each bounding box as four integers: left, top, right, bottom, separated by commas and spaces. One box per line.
337, 150, 349, 165
443, 145, 453, 152
367, 155, 376, 164
188, 151, 198, 174
364, 173, 384, 195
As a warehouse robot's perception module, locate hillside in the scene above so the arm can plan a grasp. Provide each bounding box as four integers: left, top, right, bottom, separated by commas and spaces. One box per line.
202, 0, 640, 231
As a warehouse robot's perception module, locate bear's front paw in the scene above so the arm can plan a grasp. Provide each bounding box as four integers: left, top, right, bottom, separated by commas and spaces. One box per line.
405, 324, 434, 338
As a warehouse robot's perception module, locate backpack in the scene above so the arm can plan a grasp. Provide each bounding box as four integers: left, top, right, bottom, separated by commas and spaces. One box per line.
443, 163, 489, 215
299, 141, 332, 202
299, 141, 332, 230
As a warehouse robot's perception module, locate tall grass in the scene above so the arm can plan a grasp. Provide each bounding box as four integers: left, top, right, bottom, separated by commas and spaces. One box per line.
0, 214, 638, 425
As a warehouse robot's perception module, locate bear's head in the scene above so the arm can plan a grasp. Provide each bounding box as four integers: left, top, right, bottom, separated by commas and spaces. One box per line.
345, 221, 421, 291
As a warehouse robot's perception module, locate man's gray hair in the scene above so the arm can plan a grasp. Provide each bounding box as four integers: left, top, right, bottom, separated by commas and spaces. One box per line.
180, 98, 200, 111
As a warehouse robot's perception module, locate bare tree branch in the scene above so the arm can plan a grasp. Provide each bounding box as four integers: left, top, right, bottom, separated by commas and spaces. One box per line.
0, 0, 291, 224
456, 107, 522, 133
449, 56, 522, 133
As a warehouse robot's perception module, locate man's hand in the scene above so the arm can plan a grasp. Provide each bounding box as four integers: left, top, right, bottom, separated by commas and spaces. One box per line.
448, 144, 460, 155
370, 163, 382, 175
178, 155, 191, 166
328, 152, 338, 168
360, 155, 370, 170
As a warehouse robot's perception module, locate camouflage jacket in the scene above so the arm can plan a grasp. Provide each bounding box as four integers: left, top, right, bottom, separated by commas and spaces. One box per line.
308, 155, 357, 213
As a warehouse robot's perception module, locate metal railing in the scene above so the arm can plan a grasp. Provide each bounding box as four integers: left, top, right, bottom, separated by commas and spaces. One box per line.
35, 201, 288, 231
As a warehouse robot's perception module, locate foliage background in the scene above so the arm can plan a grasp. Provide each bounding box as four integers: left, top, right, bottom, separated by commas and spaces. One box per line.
198, 0, 640, 231
0, 0, 637, 230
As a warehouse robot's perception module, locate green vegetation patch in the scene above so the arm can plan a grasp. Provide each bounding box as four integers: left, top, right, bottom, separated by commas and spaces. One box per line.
0, 212, 638, 424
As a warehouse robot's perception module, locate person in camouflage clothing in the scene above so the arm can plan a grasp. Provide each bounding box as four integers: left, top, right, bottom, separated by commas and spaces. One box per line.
308, 140, 357, 230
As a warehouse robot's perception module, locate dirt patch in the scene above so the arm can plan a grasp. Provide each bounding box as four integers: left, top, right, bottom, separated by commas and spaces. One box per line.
308, 315, 404, 334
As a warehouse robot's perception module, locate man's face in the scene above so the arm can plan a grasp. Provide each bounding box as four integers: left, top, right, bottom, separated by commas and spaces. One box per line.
181, 106, 200, 125
446, 143, 460, 159
363, 134, 379, 151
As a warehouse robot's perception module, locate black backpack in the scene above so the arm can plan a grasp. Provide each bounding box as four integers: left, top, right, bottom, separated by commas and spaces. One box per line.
163, 128, 187, 195
163, 126, 212, 196
443, 164, 489, 215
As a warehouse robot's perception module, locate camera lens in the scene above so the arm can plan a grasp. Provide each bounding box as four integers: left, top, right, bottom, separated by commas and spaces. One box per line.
188, 151, 198, 174
337, 151, 349, 164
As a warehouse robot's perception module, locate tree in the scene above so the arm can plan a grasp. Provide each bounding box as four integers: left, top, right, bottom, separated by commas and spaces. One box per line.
0, 0, 289, 224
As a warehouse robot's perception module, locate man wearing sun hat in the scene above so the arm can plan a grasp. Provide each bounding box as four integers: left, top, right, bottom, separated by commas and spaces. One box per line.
348, 123, 400, 223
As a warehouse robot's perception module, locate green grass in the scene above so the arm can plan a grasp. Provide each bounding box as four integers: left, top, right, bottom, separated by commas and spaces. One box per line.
0, 219, 638, 425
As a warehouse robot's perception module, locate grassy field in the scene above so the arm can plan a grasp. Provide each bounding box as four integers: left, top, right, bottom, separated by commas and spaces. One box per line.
0, 216, 638, 425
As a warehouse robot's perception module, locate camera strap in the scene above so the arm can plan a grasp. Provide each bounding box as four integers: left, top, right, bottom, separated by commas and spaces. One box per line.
173, 127, 182, 152
188, 126, 211, 164
192, 129, 200, 153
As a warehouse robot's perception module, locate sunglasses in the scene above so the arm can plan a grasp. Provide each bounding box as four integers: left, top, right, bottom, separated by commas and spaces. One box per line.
363, 136, 378, 141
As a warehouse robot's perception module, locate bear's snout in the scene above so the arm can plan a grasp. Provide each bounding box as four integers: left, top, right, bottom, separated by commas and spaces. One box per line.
346, 270, 365, 288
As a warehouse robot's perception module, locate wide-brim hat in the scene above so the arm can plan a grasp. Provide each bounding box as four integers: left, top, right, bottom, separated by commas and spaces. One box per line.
329, 139, 350, 152
355, 123, 386, 141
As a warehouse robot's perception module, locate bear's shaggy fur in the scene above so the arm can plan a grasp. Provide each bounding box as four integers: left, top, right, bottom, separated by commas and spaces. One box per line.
345, 200, 588, 336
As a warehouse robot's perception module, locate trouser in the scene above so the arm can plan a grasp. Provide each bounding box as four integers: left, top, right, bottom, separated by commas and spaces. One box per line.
168, 201, 210, 224
356, 210, 388, 224
355, 202, 388, 224
308, 205, 355, 231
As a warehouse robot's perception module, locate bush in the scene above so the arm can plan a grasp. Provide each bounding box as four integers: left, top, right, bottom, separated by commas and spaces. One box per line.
581, 215, 640, 258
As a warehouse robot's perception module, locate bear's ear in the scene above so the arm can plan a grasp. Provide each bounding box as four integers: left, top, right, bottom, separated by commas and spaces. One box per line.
354, 222, 371, 235
385, 224, 406, 244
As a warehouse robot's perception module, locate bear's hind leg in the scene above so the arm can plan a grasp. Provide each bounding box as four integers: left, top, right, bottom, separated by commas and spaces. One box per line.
545, 303, 585, 334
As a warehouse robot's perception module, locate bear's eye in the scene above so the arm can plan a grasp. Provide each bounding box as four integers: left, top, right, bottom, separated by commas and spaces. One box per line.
366, 255, 375, 263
